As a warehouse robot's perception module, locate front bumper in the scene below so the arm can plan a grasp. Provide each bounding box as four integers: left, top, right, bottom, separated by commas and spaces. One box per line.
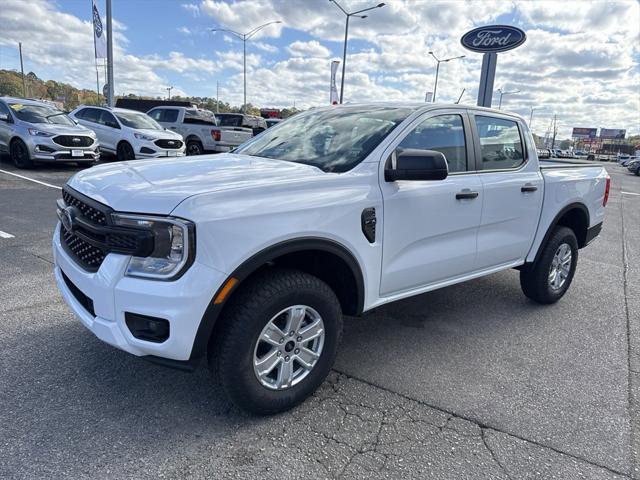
52, 222, 225, 361
25, 136, 100, 162
136, 142, 186, 159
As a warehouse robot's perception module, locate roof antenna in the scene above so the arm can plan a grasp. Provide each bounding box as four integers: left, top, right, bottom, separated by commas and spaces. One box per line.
455, 88, 465, 104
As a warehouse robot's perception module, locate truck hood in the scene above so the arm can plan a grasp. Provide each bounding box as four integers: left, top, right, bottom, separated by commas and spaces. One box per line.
67, 154, 326, 214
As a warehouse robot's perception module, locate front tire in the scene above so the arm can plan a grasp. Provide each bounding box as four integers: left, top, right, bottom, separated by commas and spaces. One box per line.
520, 226, 578, 304
186, 140, 203, 156
210, 268, 342, 415
116, 142, 135, 161
10, 139, 33, 169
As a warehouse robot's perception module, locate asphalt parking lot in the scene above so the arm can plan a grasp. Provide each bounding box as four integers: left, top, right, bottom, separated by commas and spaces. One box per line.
0, 157, 638, 479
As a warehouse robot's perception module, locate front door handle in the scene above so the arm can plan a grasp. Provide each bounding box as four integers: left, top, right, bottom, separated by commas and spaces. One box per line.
456, 190, 479, 200
521, 184, 538, 193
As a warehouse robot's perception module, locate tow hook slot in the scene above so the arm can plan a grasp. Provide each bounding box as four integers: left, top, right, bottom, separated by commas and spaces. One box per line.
361, 207, 376, 243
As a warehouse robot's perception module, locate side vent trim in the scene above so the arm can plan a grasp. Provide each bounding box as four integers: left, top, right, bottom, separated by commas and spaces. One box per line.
361, 207, 376, 244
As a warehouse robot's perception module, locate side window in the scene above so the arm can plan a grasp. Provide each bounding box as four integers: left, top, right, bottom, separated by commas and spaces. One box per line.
397, 114, 467, 173
474, 116, 524, 170
148, 109, 163, 121
99, 111, 119, 129
82, 108, 100, 123
0, 101, 11, 118
163, 109, 179, 123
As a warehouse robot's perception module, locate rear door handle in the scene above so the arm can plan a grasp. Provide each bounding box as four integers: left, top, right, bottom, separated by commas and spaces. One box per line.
521, 184, 538, 193
456, 190, 479, 200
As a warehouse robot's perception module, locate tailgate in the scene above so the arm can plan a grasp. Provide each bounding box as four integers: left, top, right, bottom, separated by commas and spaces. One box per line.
219, 128, 253, 146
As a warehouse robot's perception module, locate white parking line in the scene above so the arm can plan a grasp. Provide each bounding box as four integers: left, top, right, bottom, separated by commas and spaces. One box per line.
0, 169, 61, 189
0, 230, 15, 239
622, 191, 640, 196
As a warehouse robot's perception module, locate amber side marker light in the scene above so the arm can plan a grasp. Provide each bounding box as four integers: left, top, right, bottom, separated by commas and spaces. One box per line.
214, 277, 239, 304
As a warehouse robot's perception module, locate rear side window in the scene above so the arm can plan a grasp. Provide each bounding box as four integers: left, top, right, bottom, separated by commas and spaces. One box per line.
475, 116, 524, 170
184, 109, 215, 125
148, 109, 164, 121
81, 108, 100, 123
397, 114, 467, 173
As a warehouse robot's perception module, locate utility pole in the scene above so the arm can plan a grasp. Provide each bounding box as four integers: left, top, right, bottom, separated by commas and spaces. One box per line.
427, 51, 465, 102
529, 106, 535, 127
216, 81, 219, 113
166, 86, 173, 100
551, 115, 558, 149
18, 42, 26, 97
330, 0, 386, 104
106, 0, 114, 106
211, 21, 282, 113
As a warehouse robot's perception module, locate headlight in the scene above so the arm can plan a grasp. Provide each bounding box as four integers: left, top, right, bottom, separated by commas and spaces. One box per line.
111, 213, 195, 280
134, 132, 156, 141
28, 128, 54, 137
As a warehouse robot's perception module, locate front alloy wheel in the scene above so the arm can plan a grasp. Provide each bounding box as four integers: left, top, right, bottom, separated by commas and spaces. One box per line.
253, 305, 325, 390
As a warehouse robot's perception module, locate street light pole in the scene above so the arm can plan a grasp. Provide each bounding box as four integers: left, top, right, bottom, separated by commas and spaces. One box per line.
428, 51, 465, 102
211, 20, 282, 113
167, 86, 173, 100
330, 0, 386, 104
497, 88, 520, 110
529, 106, 535, 127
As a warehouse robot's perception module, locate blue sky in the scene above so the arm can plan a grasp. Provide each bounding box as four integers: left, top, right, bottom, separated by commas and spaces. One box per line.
0, 0, 639, 138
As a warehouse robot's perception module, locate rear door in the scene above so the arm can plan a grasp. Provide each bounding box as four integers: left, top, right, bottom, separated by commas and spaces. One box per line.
379, 109, 483, 296
469, 112, 543, 269
76, 108, 107, 149
96, 110, 121, 152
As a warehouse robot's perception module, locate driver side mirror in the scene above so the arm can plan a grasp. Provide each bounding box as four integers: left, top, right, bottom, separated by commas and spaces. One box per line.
385, 148, 448, 182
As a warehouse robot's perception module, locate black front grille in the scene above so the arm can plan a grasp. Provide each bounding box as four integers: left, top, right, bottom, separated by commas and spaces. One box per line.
61, 270, 95, 316
53, 135, 94, 147
62, 189, 107, 225
61, 225, 106, 271
154, 139, 183, 149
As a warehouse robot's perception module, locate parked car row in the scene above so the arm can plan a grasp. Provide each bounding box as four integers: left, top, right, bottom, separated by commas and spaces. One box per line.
0, 96, 279, 169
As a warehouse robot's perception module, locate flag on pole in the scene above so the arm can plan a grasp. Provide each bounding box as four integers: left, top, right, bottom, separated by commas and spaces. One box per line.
92, 0, 107, 59
330, 60, 339, 105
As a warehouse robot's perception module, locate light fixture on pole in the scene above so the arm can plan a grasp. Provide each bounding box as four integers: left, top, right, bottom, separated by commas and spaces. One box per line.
497, 87, 520, 110
211, 20, 282, 113
330, 0, 385, 104
166, 86, 173, 100
427, 51, 465, 103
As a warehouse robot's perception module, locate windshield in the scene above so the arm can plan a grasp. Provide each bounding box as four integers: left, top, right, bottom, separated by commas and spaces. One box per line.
9, 103, 75, 125
235, 106, 412, 173
115, 111, 163, 130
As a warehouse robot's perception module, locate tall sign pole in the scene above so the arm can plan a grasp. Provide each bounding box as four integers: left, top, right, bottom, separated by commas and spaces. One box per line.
18, 42, 26, 97
460, 25, 526, 108
106, 0, 114, 106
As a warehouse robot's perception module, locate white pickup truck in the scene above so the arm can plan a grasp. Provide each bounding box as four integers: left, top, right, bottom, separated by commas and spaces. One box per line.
53, 104, 610, 414
147, 106, 253, 155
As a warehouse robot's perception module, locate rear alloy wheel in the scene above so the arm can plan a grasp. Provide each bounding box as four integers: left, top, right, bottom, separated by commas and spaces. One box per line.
520, 226, 578, 304
186, 140, 203, 156
10, 139, 33, 169
116, 142, 135, 161
210, 268, 342, 415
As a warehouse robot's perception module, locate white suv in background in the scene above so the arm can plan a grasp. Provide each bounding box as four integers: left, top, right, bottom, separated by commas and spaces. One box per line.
69, 106, 185, 160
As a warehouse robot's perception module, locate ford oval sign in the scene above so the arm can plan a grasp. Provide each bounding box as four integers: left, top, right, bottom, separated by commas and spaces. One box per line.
461, 25, 526, 53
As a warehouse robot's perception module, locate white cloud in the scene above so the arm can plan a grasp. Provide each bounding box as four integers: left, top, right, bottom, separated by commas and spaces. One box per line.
181, 3, 200, 17
287, 40, 330, 58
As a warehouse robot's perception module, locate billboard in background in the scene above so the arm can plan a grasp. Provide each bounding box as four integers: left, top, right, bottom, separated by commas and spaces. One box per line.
600, 128, 626, 139
571, 127, 597, 139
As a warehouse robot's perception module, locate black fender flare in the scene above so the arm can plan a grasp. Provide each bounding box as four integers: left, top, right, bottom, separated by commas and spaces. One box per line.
531, 202, 590, 264
188, 237, 365, 362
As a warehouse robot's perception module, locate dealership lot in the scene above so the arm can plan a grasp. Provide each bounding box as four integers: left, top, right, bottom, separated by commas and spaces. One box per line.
0, 159, 638, 479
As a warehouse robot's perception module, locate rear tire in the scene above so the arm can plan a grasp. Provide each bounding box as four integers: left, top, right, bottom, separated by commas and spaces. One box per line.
10, 139, 33, 169
209, 268, 342, 415
520, 226, 578, 304
186, 140, 203, 156
116, 142, 135, 161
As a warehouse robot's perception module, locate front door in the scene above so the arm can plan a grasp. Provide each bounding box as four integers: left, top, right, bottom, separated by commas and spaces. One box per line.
380, 110, 483, 296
